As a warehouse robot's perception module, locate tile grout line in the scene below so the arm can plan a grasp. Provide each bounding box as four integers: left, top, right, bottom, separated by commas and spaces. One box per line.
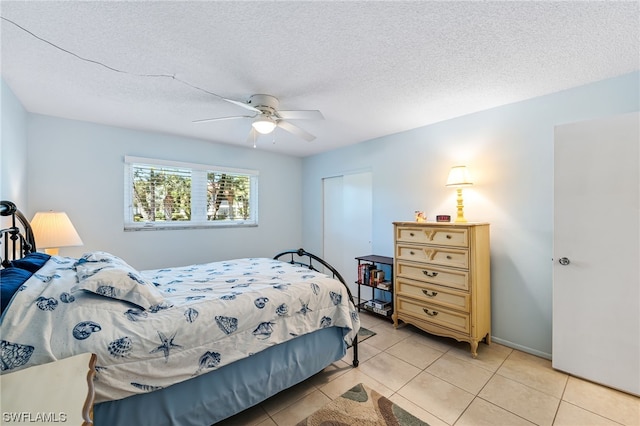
258, 318, 639, 426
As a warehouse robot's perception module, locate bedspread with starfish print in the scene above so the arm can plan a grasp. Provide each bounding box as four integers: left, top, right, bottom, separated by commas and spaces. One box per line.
0, 254, 360, 403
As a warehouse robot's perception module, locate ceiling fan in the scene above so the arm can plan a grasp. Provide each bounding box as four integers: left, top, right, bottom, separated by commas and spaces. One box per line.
193, 94, 324, 142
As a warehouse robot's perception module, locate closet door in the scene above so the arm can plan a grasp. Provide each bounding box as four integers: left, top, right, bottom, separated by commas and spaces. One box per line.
323, 172, 372, 296
553, 112, 639, 395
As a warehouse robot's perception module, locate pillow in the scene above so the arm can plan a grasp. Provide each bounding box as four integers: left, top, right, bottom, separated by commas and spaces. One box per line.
72, 251, 165, 310
11, 252, 51, 273
1, 267, 33, 314
76, 250, 127, 265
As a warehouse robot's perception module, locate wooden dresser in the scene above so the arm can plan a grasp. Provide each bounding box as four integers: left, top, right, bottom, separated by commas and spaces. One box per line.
392, 222, 491, 357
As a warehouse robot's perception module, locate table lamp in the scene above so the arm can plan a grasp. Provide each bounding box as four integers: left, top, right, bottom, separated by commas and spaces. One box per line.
30, 211, 83, 255
446, 165, 473, 223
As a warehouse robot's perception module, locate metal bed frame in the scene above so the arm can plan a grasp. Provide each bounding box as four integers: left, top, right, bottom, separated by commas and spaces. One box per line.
0, 200, 36, 268
274, 248, 359, 366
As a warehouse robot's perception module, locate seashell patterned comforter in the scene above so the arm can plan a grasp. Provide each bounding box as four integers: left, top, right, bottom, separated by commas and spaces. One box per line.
0, 256, 360, 403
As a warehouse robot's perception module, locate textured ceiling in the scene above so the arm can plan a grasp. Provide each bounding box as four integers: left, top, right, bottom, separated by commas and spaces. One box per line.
1, 1, 638, 157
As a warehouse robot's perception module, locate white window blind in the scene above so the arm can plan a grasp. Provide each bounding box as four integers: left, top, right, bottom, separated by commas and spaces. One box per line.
124, 156, 258, 230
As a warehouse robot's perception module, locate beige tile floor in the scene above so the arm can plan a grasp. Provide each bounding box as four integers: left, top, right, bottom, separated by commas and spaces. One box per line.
217, 312, 640, 426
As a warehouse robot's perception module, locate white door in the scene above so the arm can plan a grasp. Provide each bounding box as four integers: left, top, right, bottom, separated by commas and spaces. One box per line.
323, 172, 372, 296
553, 112, 639, 396
323, 176, 345, 275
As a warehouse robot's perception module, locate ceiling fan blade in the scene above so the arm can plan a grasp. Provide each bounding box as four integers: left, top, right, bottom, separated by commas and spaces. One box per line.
193, 115, 255, 124
277, 120, 316, 142
221, 97, 261, 113
277, 110, 324, 120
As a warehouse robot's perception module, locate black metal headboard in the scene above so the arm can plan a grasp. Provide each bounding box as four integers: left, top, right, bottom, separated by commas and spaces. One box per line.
0, 201, 36, 267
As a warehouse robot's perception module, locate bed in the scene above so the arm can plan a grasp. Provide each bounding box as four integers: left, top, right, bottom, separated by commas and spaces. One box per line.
0, 200, 360, 425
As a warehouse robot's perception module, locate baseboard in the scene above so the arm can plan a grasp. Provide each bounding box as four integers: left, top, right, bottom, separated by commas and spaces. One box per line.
491, 336, 552, 360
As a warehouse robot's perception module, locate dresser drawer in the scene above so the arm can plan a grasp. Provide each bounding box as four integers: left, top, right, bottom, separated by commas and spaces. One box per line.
396, 296, 470, 334
396, 260, 469, 291
396, 226, 469, 248
396, 243, 469, 269
396, 277, 470, 312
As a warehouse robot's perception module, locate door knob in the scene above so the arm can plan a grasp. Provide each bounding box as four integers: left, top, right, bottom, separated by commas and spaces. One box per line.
558, 257, 570, 266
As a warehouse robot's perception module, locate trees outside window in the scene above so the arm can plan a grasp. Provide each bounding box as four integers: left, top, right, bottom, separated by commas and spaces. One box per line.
125, 156, 258, 230
207, 173, 251, 221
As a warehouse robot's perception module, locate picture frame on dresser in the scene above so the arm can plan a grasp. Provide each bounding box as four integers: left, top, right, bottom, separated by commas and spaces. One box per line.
392, 222, 491, 357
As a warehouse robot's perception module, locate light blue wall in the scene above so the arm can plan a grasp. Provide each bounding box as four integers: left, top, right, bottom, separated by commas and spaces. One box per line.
302, 71, 640, 357
24, 114, 303, 270
1, 80, 28, 208
3, 73, 639, 356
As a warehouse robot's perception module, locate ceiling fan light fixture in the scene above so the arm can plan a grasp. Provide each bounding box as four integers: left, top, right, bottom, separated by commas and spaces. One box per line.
252, 115, 277, 134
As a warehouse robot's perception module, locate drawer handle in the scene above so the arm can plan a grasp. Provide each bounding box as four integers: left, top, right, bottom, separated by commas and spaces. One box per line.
423, 308, 439, 317
422, 289, 438, 297
410, 251, 415, 255
409, 232, 415, 237
446, 235, 452, 239
446, 255, 452, 259
422, 270, 438, 278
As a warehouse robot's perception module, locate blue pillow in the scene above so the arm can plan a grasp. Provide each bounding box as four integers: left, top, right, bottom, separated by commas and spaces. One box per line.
11, 252, 51, 273
1, 267, 33, 314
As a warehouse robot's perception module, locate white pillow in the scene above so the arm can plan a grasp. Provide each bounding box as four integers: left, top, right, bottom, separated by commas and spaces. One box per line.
72, 251, 166, 310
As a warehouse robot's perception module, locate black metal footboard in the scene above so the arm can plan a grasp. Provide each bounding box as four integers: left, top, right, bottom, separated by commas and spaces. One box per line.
273, 248, 359, 367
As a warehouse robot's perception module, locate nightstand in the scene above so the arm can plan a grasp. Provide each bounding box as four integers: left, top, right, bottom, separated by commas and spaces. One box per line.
0, 353, 96, 425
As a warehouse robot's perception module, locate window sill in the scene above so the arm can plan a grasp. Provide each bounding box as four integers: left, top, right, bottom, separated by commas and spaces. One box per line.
124, 222, 258, 231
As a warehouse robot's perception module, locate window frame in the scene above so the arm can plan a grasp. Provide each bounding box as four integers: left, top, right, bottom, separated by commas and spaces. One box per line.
124, 156, 259, 231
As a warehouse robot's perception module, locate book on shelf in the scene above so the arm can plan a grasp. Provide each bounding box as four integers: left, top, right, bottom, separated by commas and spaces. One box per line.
371, 269, 385, 286
364, 301, 393, 316
371, 299, 391, 309
358, 266, 386, 286
358, 264, 384, 286
358, 263, 372, 284
376, 281, 392, 291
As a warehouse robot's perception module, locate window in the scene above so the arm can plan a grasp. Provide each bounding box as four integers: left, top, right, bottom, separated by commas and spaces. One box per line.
124, 156, 258, 230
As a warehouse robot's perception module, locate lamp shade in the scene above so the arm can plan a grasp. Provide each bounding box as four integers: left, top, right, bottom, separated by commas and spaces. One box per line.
30, 211, 83, 249
252, 116, 277, 134
446, 165, 473, 187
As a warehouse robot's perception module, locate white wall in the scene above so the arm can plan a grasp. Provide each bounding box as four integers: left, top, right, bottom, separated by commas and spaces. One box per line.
1, 80, 28, 208
25, 114, 303, 270
302, 71, 640, 357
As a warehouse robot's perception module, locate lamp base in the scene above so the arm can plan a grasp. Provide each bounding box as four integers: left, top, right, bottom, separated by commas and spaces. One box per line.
43, 248, 60, 255
454, 188, 468, 223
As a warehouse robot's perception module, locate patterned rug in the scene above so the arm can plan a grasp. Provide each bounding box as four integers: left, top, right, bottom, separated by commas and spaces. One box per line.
296, 383, 429, 425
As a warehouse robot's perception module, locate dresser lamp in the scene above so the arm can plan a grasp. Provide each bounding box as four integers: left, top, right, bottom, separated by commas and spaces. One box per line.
30, 211, 83, 255
446, 165, 474, 223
